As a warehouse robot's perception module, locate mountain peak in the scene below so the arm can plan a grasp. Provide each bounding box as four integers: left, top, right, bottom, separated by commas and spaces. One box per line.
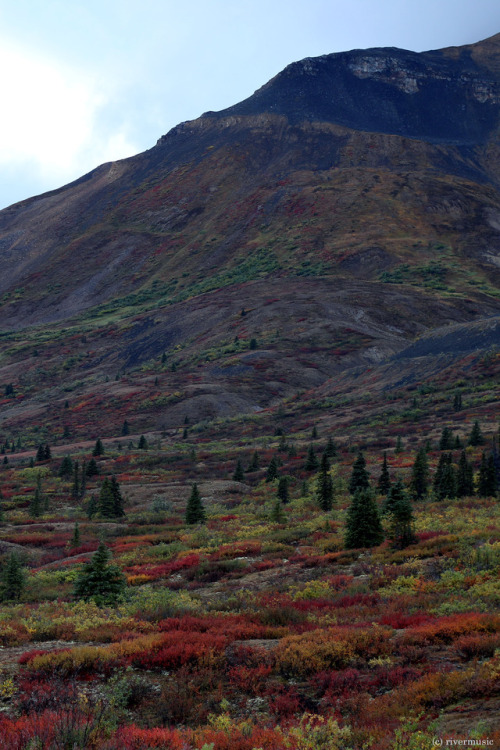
196, 38, 500, 144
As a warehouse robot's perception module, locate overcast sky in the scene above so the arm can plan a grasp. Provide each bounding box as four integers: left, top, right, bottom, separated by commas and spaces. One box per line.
1, 0, 499, 209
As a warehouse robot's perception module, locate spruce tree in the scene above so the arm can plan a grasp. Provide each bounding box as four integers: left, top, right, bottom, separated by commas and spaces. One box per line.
0, 552, 25, 602
377, 452, 391, 496
80, 461, 87, 499
138, 435, 148, 450
73, 542, 126, 606
433, 453, 456, 500
247, 451, 260, 472
478, 453, 498, 497
121, 420, 130, 436
453, 392, 463, 411
110, 476, 125, 517
439, 427, 454, 451
98, 478, 116, 518
43, 444, 51, 461
29, 474, 44, 518
71, 461, 80, 500
456, 451, 474, 497
86, 458, 99, 477
265, 457, 279, 482
345, 489, 384, 549
316, 453, 334, 511
36, 444, 45, 462
277, 476, 289, 504
92, 438, 104, 457
86, 495, 97, 519
233, 459, 245, 482
468, 421, 484, 446
383, 477, 406, 516
70, 522, 81, 549
324, 436, 338, 459
305, 444, 319, 471
185, 483, 206, 525
385, 480, 416, 549
410, 446, 429, 500
348, 451, 370, 494
270, 500, 286, 523
58, 455, 73, 479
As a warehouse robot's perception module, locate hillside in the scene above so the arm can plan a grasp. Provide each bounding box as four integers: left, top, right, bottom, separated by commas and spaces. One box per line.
0, 34, 499, 750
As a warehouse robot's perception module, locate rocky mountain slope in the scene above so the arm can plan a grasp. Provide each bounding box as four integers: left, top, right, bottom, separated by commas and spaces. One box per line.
0, 33, 499, 441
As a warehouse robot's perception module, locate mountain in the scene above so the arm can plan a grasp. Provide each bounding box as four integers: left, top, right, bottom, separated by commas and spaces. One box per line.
0, 34, 499, 441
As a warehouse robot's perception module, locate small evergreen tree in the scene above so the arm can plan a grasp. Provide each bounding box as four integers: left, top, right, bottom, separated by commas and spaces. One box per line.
478, 453, 498, 497
348, 451, 370, 494
277, 476, 289, 504
80, 461, 87, 499
304, 444, 319, 471
0, 552, 25, 601
29, 474, 44, 518
92, 439, 104, 457
316, 453, 334, 511
468, 421, 484, 446
395, 436, 403, 454
71, 460, 80, 500
385, 480, 416, 549
86, 458, 99, 477
121, 420, 130, 436
345, 489, 384, 549
410, 446, 429, 500
73, 542, 126, 606
433, 453, 456, 500
43, 444, 51, 461
58, 455, 73, 479
439, 427, 454, 451
456, 450, 474, 497
278, 434, 288, 452
70, 522, 81, 549
377, 452, 391, 496
270, 500, 286, 523
35, 444, 45, 462
265, 457, 279, 482
247, 451, 260, 472
233, 459, 245, 482
324, 436, 338, 459
185, 483, 206, 525
453, 392, 463, 411
138, 435, 148, 450
110, 476, 125, 517
86, 495, 97, 519
311, 426, 318, 439
98, 478, 116, 518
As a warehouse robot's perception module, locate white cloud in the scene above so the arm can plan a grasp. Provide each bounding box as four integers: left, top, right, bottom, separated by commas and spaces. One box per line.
0, 40, 138, 186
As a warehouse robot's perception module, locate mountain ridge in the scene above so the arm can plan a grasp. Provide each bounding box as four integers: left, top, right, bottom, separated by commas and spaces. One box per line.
0, 34, 499, 440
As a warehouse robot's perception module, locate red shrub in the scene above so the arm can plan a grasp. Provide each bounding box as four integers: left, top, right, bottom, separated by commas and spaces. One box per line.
379, 613, 434, 629
228, 664, 272, 694
130, 630, 226, 671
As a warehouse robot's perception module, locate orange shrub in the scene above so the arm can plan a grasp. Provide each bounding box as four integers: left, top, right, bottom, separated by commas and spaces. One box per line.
275, 626, 392, 677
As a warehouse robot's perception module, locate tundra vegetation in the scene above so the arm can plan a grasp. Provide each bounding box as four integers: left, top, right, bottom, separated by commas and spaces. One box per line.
0, 349, 498, 749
